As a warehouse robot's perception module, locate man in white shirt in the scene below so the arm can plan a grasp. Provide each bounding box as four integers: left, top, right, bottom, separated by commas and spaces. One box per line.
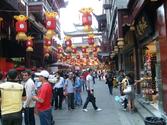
82, 69, 102, 112
22, 70, 36, 125
53, 72, 64, 110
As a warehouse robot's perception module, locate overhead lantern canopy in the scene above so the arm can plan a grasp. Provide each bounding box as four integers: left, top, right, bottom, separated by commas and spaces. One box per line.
79, 7, 93, 32
45, 12, 57, 39
14, 15, 28, 41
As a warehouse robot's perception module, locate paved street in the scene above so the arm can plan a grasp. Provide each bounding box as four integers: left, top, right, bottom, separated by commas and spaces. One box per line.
50, 79, 145, 125
7, 79, 145, 125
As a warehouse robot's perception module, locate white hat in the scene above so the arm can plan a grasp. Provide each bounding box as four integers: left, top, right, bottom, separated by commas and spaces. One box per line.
35, 70, 49, 78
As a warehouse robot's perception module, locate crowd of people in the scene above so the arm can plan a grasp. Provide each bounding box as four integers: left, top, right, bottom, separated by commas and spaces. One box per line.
0, 67, 104, 125
105, 70, 136, 112
0, 67, 142, 125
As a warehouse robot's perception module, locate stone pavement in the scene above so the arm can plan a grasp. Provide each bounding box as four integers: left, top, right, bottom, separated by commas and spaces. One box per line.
1, 79, 145, 125
51, 79, 145, 125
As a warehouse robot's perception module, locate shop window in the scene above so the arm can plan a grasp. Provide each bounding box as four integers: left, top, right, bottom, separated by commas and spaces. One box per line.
139, 41, 158, 105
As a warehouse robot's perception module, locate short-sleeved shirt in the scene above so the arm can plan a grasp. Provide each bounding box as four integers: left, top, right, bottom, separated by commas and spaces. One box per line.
53, 77, 64, 89
36, 82, 52, 112
0, 82, 25, 115
64, 79, 74, 93
86, 74, 94, 90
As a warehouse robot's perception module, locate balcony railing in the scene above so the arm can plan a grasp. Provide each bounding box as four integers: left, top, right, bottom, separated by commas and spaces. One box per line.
6, 0, 19, 10
28, 0, 52, 11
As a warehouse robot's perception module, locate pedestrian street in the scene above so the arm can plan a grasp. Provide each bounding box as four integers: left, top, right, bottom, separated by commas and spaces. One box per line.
50, 79, 144, 125
0, 79, 144, 125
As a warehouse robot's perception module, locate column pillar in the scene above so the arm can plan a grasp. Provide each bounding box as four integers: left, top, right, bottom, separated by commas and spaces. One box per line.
157, 2, 167, 113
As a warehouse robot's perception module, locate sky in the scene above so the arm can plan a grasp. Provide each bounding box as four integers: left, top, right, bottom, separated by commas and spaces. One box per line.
60, 0, 103, 33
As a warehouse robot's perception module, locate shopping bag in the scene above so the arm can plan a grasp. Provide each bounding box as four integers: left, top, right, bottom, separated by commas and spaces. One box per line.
115, 96, 121, 103
123, 85, 132, 94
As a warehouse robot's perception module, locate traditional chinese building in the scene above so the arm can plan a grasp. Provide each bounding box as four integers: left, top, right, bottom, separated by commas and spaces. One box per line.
0, 0, 66, 73
103, 0, 167, 116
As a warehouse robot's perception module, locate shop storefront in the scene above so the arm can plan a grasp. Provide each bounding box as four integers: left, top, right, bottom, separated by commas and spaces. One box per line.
114, 0, 167, 115
139, 40, 159, 109
132, 9, 160, 108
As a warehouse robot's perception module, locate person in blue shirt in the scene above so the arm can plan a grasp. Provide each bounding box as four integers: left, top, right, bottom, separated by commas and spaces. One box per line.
74, 73, 82, 106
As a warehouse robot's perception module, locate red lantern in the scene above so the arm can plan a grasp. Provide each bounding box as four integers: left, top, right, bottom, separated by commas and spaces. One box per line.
65, 39, 72, 47
93, 47, 97, 52
86, 55, 89, 59
16, 21, 27, 32
66, 55, 71, 60
46, 19, 56, 30
45, 38, 52, 46
45, 12, 57, 39
88, 37, 94, 45
76, 55, 80, 59
72, 48, 77, 53
26, 40, 33, 47
82, 48, 87, 53
82, 13, 92, 26
14, 15, 28, 41
57, 48, 63, 53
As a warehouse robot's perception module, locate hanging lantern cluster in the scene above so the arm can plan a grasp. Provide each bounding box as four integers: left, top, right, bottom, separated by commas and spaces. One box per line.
79, 8, 93, 32
26, 36, 33, 52
45, 12, 57, 39
14, 15, 28, 41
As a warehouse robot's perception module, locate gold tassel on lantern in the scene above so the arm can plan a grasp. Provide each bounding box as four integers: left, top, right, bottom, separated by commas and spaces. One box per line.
16, 32, 27, 41
26, 46, 33, 52
46, 30, 56, 39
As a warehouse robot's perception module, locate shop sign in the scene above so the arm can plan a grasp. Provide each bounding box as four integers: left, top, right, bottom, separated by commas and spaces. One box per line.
135, 12, 154, 42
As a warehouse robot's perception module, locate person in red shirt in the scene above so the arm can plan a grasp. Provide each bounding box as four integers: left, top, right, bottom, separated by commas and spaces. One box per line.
33, 70, 54, 125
